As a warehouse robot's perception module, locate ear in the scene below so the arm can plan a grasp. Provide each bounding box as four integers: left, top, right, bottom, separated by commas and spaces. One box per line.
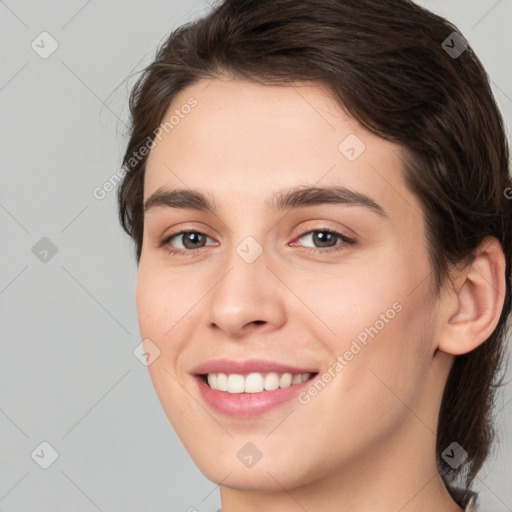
437, 237, 507, 356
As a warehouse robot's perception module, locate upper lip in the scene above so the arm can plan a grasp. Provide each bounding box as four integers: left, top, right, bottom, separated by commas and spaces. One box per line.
191, 358, 318, 375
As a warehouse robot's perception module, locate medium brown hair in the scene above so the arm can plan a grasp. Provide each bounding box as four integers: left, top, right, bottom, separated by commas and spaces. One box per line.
117, 0, 512, 488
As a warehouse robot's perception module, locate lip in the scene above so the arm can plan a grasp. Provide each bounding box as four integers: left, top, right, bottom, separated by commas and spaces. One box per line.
191, 358, 319, 418
191, 358, 318, 375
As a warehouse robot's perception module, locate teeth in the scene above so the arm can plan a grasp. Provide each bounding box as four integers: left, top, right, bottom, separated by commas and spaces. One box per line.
205, 372, 312, 393
216, 373, 228, 391
207, 373, 218, 389
264, 372, 280, 391
227, 374, 245, 393
245, 372, 264, 393
279, 373, 292, 388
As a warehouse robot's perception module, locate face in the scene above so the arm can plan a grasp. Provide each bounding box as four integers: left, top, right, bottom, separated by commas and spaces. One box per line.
136, 78, 445, 492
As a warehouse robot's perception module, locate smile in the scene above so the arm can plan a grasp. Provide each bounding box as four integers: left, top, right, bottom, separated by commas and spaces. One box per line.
191, 359, 319, 417
204, 371, 314, 393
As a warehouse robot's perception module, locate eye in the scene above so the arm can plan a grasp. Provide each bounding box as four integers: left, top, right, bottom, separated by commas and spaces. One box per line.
157, 227, 355, 257
292, 227, 355, 254
158, 230, 216, 255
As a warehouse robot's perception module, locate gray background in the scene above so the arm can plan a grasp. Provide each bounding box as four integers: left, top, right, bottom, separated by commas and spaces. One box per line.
0, 1, 511, 511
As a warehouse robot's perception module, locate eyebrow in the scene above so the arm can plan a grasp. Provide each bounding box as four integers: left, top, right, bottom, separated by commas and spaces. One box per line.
143, 185, 388, 218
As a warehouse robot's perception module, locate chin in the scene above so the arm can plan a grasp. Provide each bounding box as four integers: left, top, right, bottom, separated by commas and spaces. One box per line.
189, 444, 319, 493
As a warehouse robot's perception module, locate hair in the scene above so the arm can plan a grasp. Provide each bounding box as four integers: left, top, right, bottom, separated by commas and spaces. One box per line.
117, 0, 512, 489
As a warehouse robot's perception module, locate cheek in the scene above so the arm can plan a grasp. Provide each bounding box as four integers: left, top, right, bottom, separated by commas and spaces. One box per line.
135, 268, 197, 430
327, 283, 435, 430
135, 261, 196, 341
135, 259, 159, 337
314, 257, 435, 405
135, 262, 202, 399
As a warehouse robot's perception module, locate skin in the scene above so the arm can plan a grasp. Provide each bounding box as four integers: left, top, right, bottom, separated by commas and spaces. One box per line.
136, 77, 505, 512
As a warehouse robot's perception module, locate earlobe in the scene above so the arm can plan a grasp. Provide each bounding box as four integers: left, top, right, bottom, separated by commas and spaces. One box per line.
437, 237, 506, 356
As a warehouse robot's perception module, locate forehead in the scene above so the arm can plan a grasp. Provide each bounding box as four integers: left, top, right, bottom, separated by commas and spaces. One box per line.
143, 78, 423, 224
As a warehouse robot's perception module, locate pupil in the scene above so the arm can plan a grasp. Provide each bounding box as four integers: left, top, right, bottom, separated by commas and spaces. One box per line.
315, 231, 333, 247
185, 232, 202, 248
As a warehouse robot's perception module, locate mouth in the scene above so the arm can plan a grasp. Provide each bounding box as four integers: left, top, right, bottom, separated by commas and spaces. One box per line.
191, 360, 319, 417
200, 371, 317, 393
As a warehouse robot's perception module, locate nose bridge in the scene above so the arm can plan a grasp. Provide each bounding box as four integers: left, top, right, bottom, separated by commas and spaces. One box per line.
215, 233, 270, 305
219, 201, 271, 276
206, 231, 286, 336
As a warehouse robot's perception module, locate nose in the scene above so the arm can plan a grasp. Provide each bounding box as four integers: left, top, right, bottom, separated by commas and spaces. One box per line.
206, 243, 287, 339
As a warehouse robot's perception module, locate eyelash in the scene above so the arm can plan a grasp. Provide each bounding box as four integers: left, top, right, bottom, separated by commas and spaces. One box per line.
157, 226, 355, 257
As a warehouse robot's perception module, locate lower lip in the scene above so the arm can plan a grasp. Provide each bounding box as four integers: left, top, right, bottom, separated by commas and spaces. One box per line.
194, 375, 317, 418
